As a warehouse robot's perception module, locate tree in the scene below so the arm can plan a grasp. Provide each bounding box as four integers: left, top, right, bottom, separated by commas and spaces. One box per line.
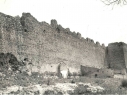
101, 0, 127, 5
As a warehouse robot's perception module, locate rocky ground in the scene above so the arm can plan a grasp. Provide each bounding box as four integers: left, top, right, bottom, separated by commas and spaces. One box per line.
0, 70, 127, 95
0, 82, 105, 95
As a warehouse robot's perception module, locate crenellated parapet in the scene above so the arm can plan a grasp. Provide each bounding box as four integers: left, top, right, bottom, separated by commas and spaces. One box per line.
108, 42, 125, 47
57, 24, 64, 32
86, 38, 91, 43
96, 41, 100, 46
77, 32, 81, 39
0, 11, 106, 55
0, 12, 107, 72
84, 37, 105, 48
1, 12, 127, 73
41, 21, 50, 26
51, 19, 57, 28
48, 19, 105, 49
50, 19, 83, 38
102, 43, 105, 48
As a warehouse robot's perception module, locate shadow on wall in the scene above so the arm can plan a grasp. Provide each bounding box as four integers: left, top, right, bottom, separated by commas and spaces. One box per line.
80, 65, 114, 78
80, 65, 99, 76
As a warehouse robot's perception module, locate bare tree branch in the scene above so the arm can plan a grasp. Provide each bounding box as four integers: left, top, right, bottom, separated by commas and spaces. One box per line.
101, 0, 127, 5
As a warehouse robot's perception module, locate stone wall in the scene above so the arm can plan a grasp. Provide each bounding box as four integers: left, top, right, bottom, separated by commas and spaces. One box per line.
80, 65, 99, 76
123, 44, 127, 68
107, 42, 126, 70
97, 68, 114, 78
0, 12, 106, 73
81, 65, 114, 78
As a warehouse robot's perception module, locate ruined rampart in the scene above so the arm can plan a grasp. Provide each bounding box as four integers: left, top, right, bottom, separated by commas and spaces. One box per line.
0, 12, 106, 73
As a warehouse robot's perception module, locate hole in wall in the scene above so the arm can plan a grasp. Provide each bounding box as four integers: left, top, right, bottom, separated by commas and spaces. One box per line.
24, 58, 28, 61
43, 30, 46, 33
95, 74, 97, 78
24, 29, 27, 32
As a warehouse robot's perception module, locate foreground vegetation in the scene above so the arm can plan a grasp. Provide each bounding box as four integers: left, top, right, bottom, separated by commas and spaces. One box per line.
0, 69, 127, 94
0, 53, 127, 94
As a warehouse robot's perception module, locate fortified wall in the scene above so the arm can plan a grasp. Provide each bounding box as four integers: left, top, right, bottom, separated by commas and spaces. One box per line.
107, 42, 127, 71
0, 12, 108, 73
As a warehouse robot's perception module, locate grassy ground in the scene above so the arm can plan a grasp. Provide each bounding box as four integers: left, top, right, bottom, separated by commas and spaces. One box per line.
74, 77, 127, 94
54, 76, 127, 94
0, 71, 127, 94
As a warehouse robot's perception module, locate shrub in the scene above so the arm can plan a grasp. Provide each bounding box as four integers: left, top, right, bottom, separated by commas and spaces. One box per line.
71, 79, 75, 83
0, 53, 19, 69
47, 79, 50, 85
121, 79, 127, 87
44, 90, 55, 95
68, 72, 72, 76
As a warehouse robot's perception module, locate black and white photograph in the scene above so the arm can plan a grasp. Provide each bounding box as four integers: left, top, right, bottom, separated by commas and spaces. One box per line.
0, 0, 127, 94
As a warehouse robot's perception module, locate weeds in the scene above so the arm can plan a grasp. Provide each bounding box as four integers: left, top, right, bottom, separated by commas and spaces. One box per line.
71, 79, 75, 83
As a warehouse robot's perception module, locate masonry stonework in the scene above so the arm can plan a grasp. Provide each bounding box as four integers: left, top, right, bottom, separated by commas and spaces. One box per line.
0, 12, 126, 74
107, 42, 126, 70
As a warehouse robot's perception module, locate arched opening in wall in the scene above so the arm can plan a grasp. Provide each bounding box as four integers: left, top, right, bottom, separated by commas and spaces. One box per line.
95, 74, 98, 78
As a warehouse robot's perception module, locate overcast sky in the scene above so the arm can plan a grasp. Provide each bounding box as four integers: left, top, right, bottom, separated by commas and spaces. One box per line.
0, 0, 127, 46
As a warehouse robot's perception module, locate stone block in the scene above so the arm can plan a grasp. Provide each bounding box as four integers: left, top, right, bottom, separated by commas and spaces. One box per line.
51, 19, 57, 28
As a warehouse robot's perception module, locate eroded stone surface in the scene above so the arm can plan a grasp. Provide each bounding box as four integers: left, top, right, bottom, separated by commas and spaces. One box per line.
0, 12, 106, 74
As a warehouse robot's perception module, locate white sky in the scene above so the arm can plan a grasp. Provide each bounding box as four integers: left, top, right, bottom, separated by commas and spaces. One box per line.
0, 0, 127, 46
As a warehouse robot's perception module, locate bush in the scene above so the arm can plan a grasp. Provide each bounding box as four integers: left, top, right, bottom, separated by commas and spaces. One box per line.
0, 52, 22, 71
68, 72, 72, 76
44, 90, 55, 95
43, 71, 57, 76
71, 79, 75, 83
121, 79, 127, 87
